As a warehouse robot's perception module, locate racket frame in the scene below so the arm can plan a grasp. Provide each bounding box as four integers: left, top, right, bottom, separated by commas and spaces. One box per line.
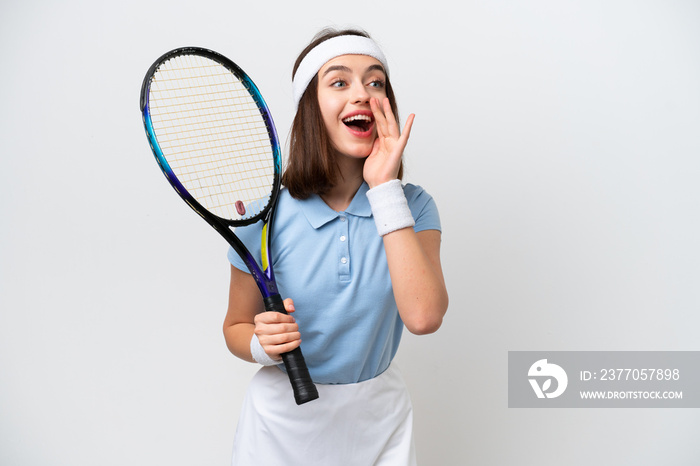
140, 47, 281, 298
140, 47, 318, 405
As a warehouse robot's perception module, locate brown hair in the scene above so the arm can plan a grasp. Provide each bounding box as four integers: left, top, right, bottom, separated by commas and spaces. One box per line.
282, 28, 403, 199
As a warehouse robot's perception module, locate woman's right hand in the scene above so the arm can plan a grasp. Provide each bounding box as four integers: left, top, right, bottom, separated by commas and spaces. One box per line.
253, 298, 302, 361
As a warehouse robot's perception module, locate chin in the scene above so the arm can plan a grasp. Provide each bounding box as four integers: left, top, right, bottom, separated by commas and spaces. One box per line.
343, 149, 373, 160
333, 143, 374, 160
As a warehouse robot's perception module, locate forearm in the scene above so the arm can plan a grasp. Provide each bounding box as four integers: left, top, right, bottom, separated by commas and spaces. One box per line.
223, 322, 256, 363
223, 265, 301, 364
383, 228, 448, 334
223, 265, 263, 363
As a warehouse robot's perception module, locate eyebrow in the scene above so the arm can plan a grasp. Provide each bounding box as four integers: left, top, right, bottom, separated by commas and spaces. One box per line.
322, 63, 387, 77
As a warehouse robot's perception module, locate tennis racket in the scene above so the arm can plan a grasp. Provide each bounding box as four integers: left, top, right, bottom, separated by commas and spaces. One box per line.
140, 47, 318, 405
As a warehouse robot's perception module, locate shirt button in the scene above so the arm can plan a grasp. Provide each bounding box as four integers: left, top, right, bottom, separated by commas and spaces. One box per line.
340, 235, 346, 242
341, 257, 348, 264
339, 216, 346, 222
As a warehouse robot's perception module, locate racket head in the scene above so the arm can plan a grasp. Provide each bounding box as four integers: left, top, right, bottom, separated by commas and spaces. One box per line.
140, 47, 282, 227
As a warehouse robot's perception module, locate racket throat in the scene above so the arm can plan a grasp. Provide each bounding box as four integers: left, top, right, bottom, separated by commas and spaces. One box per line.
261, 223, 271, 270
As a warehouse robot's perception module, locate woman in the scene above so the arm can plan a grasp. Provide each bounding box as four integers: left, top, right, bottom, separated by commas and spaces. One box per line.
223, 27, 448, 465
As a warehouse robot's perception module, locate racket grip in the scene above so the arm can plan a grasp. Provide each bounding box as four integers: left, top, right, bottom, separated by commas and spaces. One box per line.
263, 295, 319, 405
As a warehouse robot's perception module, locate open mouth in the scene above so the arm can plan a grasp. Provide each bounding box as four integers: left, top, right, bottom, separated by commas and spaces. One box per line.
342, 114, 374, 134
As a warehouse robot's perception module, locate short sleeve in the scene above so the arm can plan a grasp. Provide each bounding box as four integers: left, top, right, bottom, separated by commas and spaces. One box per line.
403, 183, 441, 233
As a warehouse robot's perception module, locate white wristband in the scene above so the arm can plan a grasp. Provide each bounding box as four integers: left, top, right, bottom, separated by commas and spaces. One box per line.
366, 179, 415, 236
250, 333, 282, 366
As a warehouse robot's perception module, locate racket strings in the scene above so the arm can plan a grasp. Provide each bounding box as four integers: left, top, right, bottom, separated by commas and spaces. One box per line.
147, 54, 275, 221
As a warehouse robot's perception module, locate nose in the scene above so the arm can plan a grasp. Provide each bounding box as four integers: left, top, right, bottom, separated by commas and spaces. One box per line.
351, 80, 370, 104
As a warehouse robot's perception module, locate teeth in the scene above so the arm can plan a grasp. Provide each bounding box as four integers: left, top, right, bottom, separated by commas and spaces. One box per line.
343, 115, 372, 123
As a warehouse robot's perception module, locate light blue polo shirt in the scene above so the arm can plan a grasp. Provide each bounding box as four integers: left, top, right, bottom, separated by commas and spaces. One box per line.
228, 182, 441, 384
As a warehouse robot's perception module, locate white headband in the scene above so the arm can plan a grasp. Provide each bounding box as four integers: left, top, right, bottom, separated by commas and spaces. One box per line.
292, 35, 389, 108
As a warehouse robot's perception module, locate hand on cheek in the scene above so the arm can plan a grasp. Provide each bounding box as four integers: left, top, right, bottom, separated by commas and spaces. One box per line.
363, 97, 415, 189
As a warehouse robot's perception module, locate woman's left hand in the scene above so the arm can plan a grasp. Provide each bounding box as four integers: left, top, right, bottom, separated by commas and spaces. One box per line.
363, 97, 415, 188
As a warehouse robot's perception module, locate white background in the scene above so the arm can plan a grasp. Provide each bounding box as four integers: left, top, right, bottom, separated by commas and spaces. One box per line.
2, 1, 699, 464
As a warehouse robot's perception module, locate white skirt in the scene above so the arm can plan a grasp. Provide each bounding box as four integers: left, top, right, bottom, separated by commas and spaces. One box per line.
231, 364, 416, 466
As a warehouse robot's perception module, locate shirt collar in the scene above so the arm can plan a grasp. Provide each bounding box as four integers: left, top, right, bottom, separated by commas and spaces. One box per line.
299, 182, 372, 229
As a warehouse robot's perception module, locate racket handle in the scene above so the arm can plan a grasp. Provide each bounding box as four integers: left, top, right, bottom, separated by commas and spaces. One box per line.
263, 295, 319, 405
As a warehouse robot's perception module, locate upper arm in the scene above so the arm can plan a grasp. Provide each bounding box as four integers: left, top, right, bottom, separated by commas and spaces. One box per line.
224, 265, 263, 328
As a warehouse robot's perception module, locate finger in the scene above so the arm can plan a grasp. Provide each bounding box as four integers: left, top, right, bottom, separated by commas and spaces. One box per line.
254, 313, 299, 333
263, 339, 302, 356
400, 113, 416, 144
258, 330, 302, 346
368, 137, 381, 158
283, 298, 295, 314
254, 311, 295, 326
373, 97, 400, 140
255, 320, 299, 335
258, 328, 302, 358
382, 98, 399, 138
370, 97, 389, 138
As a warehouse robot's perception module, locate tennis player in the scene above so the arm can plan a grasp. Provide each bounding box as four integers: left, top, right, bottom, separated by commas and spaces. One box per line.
223, 27, 449, 465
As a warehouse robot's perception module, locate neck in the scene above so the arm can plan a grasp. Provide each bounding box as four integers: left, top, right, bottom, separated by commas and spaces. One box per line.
321, 156, 365, 211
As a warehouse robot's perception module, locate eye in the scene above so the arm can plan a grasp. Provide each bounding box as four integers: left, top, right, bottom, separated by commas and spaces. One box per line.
331, 79, 347, 88
368, 79, 386, 89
